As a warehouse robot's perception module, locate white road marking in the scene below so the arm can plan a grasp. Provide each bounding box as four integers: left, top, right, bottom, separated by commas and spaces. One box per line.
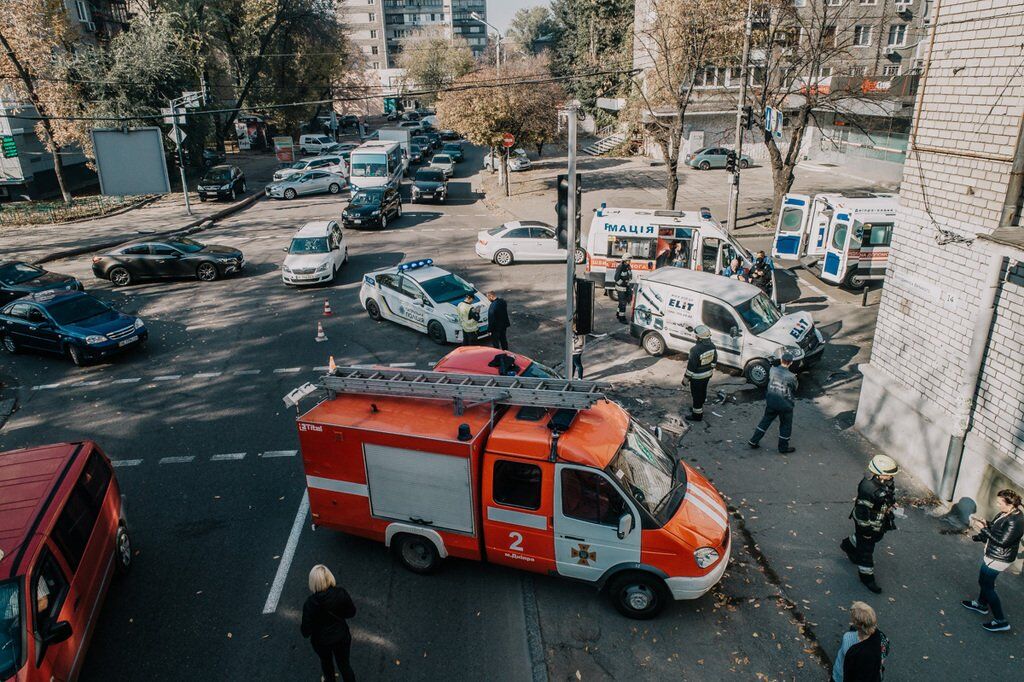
260, 450, 297, 458
32, 383, 62, 390
211, 452, 247, 461
71, 380, 103, 387
159, 456, 195, 464
313, 366, 329, 371
262, 490, 309, 615
273, 367, 302, 374
111, 459, 143, 468
153, 374, 181, 381
194, 372, 222, 378
796, 273, 837, 302
235, 369, 262, 375
388, 362, 417, 367
111, 377, 142, 384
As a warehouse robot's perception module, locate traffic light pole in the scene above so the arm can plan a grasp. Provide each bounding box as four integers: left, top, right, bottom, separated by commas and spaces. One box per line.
564, 106, 578, 376
726, 0, 753, 235
169, 97, 192, 216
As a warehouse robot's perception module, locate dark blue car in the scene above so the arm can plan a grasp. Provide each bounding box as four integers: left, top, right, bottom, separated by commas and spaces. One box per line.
0, 290, 147, 365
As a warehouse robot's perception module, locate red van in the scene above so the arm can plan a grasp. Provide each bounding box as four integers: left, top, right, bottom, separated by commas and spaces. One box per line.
0, 442, 131, 682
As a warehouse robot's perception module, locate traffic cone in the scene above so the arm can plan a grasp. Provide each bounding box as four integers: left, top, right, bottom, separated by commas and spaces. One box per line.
323, 299, 332, 316
328, 355, 337, 374
315, 322, 328, 343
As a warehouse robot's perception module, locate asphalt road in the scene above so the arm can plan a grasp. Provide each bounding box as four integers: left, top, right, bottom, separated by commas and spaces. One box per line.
0, 143, 874, 680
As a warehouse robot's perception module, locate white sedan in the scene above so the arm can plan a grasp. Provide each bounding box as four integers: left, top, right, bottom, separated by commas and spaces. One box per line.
429, 153, 455, 179
281, 220, 348, 285
475, 221, 586, 266
483, 148, 531, 172
265, 171, 346, 199
359, 259, 489, 344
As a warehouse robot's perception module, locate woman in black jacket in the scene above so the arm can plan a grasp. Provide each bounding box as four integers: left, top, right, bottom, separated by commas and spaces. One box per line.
961, 489, 1024, 632
301, 565, 357, 681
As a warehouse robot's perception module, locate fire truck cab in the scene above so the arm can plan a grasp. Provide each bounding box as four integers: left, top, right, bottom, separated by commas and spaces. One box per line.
295, 367, 731, 619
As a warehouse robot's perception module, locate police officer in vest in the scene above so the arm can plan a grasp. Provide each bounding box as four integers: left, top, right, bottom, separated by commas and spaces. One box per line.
682, 325, 716, 421
614, 253, 633, 323
841, 455, 900, 594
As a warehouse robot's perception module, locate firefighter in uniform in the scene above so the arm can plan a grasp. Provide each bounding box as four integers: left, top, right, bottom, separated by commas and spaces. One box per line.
614, 253, 633, 323
840, 455, 900, 594
682, 325, 716, 421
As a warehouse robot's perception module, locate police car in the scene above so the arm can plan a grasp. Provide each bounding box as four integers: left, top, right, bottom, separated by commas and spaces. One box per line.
359, 259, 489, 344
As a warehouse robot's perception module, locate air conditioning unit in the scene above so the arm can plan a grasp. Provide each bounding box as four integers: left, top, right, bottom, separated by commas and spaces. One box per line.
883, 46, 899, 57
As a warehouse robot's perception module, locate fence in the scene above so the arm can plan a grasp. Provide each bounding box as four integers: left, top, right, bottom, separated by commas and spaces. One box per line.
0, 194, 154, 227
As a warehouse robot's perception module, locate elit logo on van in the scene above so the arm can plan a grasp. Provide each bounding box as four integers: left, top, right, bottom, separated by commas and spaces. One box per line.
604, 223, 657, 235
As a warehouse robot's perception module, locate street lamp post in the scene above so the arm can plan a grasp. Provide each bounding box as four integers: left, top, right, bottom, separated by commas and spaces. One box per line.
469, 11, 502, 75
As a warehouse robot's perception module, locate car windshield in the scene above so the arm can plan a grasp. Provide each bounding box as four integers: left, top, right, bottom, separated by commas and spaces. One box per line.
203, 169, 231, 182
521, 360, 561, 379
735, 293, 783, 334
350, 153, 388, 177
289, 161, 310, 169
0, 579, 22, 680
167, 237, 204, 253
289, 237, 329, 254
606, 420, 682, 525
487, 225, 508, 236
432, 155, 452, 164
0, 262, 43, 285
419, 273, 474, 304
415, 169, 444, 182
46, 296, 111, 325
410, 145, 422, 154
443, 144, 460, 151
350, 191, 382, 207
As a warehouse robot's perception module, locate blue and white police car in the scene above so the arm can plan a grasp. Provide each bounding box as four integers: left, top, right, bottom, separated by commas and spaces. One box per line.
359, 259, 489, 344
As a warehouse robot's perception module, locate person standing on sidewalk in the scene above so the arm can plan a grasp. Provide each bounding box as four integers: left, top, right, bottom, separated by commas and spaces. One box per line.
614, 253, 633, 323
841, 455, 900, 594
746, 352, 798, 452
485, 291, 510, 351
682, 325, 716, 422
301, 564, 357, 682
961, 488, 1023, 632
457, 293, 480, 345
832, 601, 890, 682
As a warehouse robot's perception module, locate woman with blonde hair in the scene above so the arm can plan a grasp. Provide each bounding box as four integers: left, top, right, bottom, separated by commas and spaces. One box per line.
301, 564, 357, 681
832, 601, 889, 681
962, 488, 1024, 632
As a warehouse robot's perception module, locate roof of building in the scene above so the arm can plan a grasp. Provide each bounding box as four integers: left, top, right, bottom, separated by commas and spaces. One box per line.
642, 267, 762, 306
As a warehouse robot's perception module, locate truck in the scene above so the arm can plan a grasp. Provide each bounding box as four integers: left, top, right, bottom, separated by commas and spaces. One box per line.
290, 363, 731, 619
375, 127, 412, 157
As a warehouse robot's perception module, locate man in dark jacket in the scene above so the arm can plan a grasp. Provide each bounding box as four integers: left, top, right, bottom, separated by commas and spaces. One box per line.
614, 253, 633, 323
683, 325, 717, 422
841, 455, 900, 594
485, 291, 510, 350
747, 352, 798, 452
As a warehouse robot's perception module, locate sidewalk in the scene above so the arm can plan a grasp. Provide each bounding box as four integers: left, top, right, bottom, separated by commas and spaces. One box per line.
0, 151, 280, 264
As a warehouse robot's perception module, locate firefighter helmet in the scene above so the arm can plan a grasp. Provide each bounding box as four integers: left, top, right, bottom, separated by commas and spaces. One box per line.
694, 325, 712, 340
621, 253, 632, 261
868, 455, 900, 477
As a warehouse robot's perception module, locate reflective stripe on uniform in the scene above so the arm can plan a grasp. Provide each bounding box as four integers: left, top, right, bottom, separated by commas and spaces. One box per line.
686, 369, 714, 380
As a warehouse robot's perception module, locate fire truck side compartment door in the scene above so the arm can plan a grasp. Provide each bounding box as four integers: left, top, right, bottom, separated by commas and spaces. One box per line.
363, 444, 474, 534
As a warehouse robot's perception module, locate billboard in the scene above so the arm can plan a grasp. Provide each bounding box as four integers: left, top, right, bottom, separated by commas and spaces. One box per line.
91, 127, 171, 196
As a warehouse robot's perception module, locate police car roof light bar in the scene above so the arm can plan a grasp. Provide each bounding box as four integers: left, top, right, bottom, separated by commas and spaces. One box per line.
398, 258, 433, 271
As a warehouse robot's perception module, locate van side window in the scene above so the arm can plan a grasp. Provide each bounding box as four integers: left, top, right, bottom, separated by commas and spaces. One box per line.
561, 468, 626, 526
702, 301, 736, 334
32, 552, 68, 631
51, 453, 110, 573
862, 222, 893, 247
701, 238, 720, 271
493, 461, 542, 510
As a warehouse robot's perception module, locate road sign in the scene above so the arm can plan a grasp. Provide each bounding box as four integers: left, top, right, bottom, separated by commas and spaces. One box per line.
502, 133, 515, 148
160, 107, 184, 125
181, 90, 204, 108
764, 106, 783, 138
1, 135, 17, 159
167, 128, 186, 145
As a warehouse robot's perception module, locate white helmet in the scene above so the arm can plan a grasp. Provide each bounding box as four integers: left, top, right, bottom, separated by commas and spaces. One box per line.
694, 325, 712, 340
868, 455, 900, 477
621, 253, 632, 261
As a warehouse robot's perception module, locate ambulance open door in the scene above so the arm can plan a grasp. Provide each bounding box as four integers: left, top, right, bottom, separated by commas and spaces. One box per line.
804, 197, 833, 258
819, 212, 852, 285
771, 194, 811, 260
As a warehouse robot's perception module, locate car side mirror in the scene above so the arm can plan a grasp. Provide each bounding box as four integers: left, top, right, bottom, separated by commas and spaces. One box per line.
281, 247, 289, 253
617, 513, 634, 540
780, 303, 788, 314
43, 620, 72, 646
730, 326, 741, 338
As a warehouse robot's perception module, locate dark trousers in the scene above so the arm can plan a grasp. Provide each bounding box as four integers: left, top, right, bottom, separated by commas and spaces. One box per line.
749, 406, 793, 448
689, 378, 709, 415
463, 330, 478, 345
616, 290, 630, 319
978, 563, 1006, 622
572, 353, 584, 379
847, 529, 879, 576
491, 327, 508, 351
314, 636, 355, 682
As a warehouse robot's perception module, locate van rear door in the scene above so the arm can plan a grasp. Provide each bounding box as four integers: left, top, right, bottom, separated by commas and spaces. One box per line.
804, 197, 833, 258
819, 212, 853, 285
772, 194, 811, 260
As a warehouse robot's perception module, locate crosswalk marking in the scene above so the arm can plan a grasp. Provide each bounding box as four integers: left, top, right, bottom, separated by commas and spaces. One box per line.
159, 456, 195, 464
211, 452, 247, 461
260, 450, 297, 458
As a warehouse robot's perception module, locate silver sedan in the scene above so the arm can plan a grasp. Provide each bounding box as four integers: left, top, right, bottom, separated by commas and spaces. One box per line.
265, 171, 346, 200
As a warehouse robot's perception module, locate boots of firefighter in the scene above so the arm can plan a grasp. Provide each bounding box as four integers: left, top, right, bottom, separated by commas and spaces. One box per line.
840, 537, 857, 562
859, 572, 882, 594
685, 410, 703, 422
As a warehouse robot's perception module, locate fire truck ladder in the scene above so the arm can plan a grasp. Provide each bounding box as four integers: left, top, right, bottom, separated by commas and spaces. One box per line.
318, 366, 610, 412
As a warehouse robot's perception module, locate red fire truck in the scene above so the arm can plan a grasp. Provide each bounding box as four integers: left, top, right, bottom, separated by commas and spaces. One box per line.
291, 366, 730, 619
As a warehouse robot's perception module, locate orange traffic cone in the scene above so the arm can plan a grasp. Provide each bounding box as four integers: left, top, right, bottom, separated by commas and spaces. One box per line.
315, 322, 328, 343
323, 299, 332, 316
328, 356, 337, 374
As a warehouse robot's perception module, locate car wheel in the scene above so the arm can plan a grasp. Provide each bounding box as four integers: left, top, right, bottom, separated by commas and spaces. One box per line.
393, 534, 441, 575
343, 247, 349, 264
396, 202, 403, 217
745, 359, 771, 387
196, 262, 219, 282
608, 572, 669, 620
574, 247, 586, 265
109, 267, 132, 287
427, 320, 447, 345
67, 344, 87, 367
115, 525, 132, 575
380, 214, 388, 230
284, 188, 297, 200
2, 334, 18, 354
739, 159, 750, 169
365, 299, 382, 321
843, 268, 868, 290
329, 183, 341, 194
642, 331, 666, 357
699, 160, 711, 170
199, 195, 207, 202
494, 249, 514, 266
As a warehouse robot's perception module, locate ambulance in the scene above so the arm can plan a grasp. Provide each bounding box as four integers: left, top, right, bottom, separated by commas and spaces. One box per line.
771, 192, 898, 289
292, 365, 731, 619
584, 205, 753, 293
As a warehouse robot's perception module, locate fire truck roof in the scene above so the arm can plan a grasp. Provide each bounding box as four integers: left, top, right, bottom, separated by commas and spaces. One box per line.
300, 393, 493, 442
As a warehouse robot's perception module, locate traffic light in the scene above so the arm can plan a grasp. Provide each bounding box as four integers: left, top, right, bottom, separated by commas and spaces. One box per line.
725, 150, 738, 174
574, 278, 595, 335
556, 173, 582, 249
741, 105, 753, 130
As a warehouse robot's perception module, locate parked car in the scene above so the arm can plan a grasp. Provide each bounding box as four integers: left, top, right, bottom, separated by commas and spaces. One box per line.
441, 142, 464, 163
272, 155, 347, 182
91, 237, 245, 286
439, 129, 460, 141
401, 112, 421, 122
411, 168, 448, 203
475, 220, 586, 266
202, 148, 226, 168
299, 134, 336, 155
685, 147, 752, 170
282, 221, 348, 286
323, 142, 360, 161
0, 441, 132, 681
197, 165, 245, 201
340, 114, 360, 129
0, 290, 147, 365
399, 121, 424, 132
0, 261, 81, 305
266, 170, 346, 200
429, 153, 456, 179
483, 148, 531, 172
408, 144, 426, 165
341, 186, 403, 230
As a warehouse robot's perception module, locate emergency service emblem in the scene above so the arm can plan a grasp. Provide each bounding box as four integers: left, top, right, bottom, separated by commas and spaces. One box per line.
571, 543, 596, 566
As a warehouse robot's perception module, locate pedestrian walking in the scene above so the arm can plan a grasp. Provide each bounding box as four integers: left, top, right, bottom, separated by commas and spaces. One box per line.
832, 601, 890, 682
682, 325, 716, 421
301, 564, 357, 682
456, 293, 480, 345
485, 291, 510, 351
571, 321, 585, 379
746, 352, 798, 451
961, 488, 1023, 632
613, 253, 633, 323
840, 455, 900, 594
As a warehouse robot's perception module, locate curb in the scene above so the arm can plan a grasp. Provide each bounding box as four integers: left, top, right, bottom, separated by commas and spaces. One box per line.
32, 192, 264, 266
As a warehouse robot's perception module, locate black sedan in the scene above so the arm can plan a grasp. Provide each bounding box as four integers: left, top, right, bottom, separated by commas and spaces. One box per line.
341, 186, 403, 230
442, 142, 464, 163
410, 168, 448, 203
423, 131, 443, 150
92, 237, 245, 286
409, 144, 426, 165
0, 260, 82, 305
439, 129, 460, 141
197, 165, 246, 201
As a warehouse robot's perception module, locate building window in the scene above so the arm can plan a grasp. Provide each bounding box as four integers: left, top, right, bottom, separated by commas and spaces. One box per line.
823, 25, 837, 47
858, 0, 877, 4
792, 0, 806, 5
368, 13, 375, 22
882, 64, 900, 76
371, 46, 378, 55
370, 29, 377, 38
695, 66, 732, 88
853, 25, 872, 46
825, 0, 842, 5
817, 66, 833, 78
895, 0, 913, 5
372, 61, 380, 69
887, 24, 907, 46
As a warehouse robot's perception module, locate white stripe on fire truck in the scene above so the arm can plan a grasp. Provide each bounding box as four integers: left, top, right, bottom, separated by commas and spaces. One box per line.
683, 486, 728, 530
486, 506, 547, 530
306, 475, 369, 497
687, 483, 727, 518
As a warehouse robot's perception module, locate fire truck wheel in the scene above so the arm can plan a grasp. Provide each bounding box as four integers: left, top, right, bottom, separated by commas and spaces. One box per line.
115, 525, 132, 575
394, 534, 441, 574
608, 572, 668, 619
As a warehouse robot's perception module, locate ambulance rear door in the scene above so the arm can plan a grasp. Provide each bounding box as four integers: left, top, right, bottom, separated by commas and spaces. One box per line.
819, 212, 853, 285
804, 196, 833, 258
772, 194, 811, 260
